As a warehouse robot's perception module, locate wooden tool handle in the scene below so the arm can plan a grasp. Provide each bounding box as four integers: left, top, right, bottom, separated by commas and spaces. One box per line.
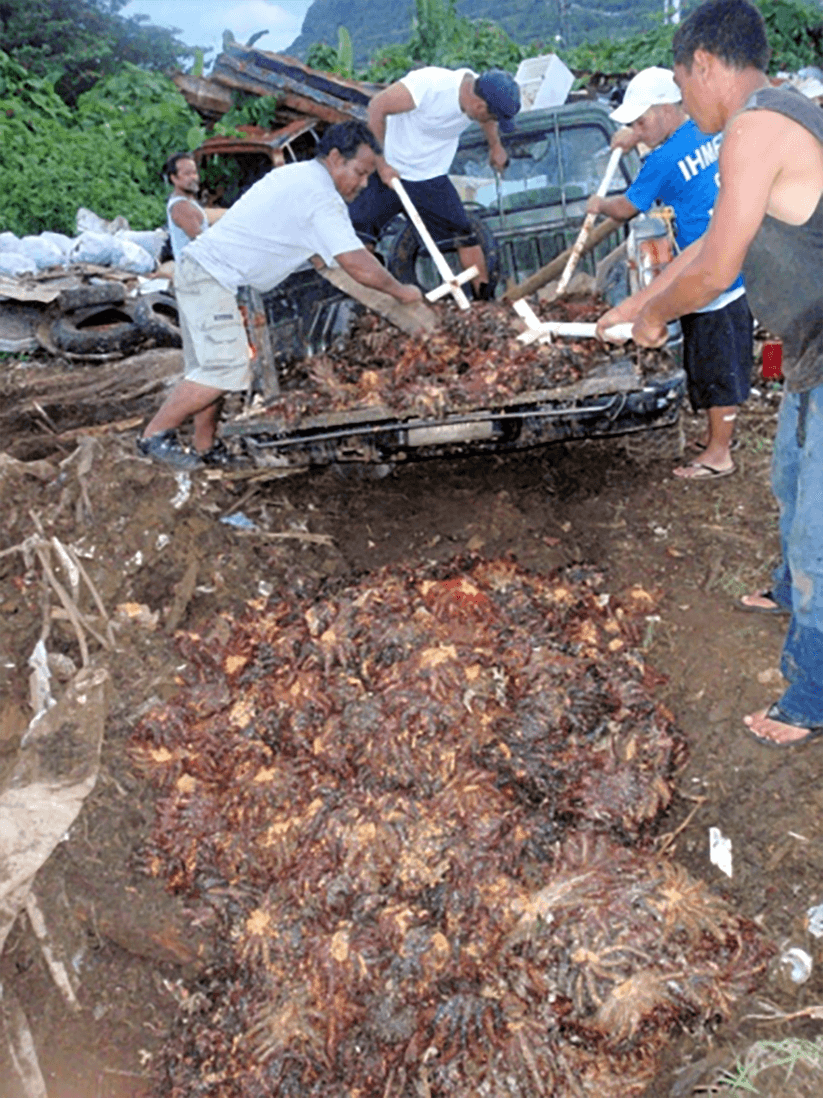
555, 147, 623, 296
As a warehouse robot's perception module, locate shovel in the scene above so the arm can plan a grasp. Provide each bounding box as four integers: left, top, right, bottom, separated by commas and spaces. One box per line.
555, 146, 623, 296
390, 178, 477, 310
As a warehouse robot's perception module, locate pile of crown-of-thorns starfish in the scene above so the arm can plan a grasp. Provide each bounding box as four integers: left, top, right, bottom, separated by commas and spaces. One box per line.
131, 553, 772, 1098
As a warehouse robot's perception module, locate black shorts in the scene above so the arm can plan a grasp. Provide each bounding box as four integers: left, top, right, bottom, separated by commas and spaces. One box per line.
680, 294, 753, 411
348, 173, 477, 248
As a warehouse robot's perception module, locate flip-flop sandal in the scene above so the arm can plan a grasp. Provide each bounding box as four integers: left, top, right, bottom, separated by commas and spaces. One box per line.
673, 461, 735, 480
687, 438, 740, 454
733, 589, 789, 615
743, 702, 823, 748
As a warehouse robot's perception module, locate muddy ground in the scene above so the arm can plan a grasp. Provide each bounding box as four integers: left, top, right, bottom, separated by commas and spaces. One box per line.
1, 345, 822, 1097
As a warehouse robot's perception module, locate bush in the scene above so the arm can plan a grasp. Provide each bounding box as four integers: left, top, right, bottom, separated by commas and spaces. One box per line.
0, 54, 205, 237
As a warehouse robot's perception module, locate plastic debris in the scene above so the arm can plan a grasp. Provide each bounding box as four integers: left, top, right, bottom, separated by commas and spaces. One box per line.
220, 511, 258, 531
170, 473, 192, 510
807, 902, 823, 938
709, 826, 733, 877
777, 945, 813, 985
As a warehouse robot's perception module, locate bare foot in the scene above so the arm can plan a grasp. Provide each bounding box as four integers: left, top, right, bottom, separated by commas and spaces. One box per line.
744, 708, 820, 746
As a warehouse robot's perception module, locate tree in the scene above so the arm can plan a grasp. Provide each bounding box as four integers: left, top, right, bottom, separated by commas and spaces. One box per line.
0, 0, 201, 103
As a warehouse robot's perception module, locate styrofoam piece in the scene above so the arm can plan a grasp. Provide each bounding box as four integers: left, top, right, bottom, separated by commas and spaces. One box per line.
709, 826, 733, 877
807, 901, 823, 938
516, 54, 574, 111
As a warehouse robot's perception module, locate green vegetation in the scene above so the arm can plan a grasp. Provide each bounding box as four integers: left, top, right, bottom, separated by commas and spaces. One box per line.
308, 0, 525, 83
0, 0, 821, 239
562, 0, 823, 75
0, 0, 200, 104
0, 53, 204, 236
304, 0, 823, 82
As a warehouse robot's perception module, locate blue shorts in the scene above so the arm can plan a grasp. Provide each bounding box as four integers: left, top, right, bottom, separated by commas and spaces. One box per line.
348, 174, 477, 248
680, 294, 753, 411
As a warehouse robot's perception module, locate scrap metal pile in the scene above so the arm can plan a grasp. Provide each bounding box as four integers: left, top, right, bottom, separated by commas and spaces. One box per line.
131, 557, 772, 1097
265, 295, 670, 426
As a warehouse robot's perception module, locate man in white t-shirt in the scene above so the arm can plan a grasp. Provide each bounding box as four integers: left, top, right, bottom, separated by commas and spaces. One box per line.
137, 121, 423, 471
349, 67, 520, 300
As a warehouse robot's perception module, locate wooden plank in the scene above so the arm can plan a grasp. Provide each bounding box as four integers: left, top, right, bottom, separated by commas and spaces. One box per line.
221, 44, 380, 104
212, 54, 368, 123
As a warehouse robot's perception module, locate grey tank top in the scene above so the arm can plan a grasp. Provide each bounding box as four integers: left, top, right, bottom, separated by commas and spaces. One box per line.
167, 195, 209, 262
740, 86, 823, 392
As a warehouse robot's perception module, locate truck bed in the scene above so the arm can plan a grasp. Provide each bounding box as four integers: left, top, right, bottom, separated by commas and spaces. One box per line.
224, 294, 685, 468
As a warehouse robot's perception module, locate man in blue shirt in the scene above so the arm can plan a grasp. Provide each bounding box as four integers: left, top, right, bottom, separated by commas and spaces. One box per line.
587, 66, 752, 479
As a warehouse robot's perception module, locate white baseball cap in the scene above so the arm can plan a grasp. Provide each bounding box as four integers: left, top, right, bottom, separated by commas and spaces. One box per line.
610, 67, 682, 125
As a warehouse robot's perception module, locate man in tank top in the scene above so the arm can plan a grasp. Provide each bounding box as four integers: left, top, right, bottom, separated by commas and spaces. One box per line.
596, 0, 823, 746
164, 152, 210, 261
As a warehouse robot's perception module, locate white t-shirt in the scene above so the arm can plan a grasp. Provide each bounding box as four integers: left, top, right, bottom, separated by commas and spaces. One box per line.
187, 159, 363, 293
385, 67, 475, 181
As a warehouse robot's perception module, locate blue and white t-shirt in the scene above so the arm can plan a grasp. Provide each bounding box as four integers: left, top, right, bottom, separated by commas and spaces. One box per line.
626, 119, 744, 312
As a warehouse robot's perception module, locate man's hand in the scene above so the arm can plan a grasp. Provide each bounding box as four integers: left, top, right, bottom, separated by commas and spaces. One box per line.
611, 126, 638, 153
595, 305, 632, 343
377, 160, 400, 187
586, 195, 605, 217
488, 143, 509, 172
394, 283, 424, 305
629, 308, 669, 347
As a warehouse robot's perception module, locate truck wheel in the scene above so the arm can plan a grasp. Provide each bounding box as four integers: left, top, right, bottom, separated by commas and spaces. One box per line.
133, 292, 182, 347
621, 419, 685, 464
57, 282, 126, 312
50, 304, 145, 357
387, 211, 500, 297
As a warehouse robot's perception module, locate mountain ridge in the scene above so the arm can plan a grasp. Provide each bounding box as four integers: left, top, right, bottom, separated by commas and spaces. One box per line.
285, 0, 673, 67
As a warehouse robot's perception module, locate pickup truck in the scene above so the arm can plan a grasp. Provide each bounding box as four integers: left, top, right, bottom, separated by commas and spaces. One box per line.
212, 100, 687, 469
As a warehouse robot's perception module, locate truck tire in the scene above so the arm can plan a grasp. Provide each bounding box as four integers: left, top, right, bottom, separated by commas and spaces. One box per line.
621, 419, 685, 464
387, 211, 500, 297
57, 282, 126, 312
133, 291, 182, 347
50, 303, 145, 357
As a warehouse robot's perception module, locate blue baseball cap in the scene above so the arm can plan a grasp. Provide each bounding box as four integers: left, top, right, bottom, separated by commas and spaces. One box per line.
475, 70, 521, 133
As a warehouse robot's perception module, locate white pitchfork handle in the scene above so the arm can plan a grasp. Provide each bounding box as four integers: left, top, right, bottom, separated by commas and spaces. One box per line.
512, 299, 632, 343
390, 177, 475, 311
517, 321, 634, 344
555, 146, 623, 296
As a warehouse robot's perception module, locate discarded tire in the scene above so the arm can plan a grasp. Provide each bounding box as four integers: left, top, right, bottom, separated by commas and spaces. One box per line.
133, 292, 182, 347
50, 303, 145, 357
387, 210, 500, 297
56, 282, 126, 312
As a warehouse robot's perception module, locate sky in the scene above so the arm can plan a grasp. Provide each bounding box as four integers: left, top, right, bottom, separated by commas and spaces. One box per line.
121, 0, 314, 65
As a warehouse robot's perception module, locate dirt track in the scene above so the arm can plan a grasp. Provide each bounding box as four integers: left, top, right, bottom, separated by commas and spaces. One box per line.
1, 348, 822, 1097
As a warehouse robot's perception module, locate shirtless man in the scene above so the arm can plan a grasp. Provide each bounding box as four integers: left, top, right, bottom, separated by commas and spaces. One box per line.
596, 0, 823, 746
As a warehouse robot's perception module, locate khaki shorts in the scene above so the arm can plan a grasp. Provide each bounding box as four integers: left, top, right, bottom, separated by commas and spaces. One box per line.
175, 252, 250, 391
